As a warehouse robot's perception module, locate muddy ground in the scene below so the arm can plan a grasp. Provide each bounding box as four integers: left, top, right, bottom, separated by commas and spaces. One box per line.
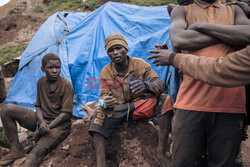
12, 120, 160, 167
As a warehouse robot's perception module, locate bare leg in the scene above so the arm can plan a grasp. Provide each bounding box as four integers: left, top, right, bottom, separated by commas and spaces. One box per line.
155, 111, 173, 167
0, 103, 36, 165
93, 133, 106, 167
26, 145, 47, 167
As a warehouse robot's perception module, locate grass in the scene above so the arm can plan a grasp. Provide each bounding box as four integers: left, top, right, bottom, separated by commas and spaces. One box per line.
128, 0, 177, 6
33, 5, 44, 13
45, 0, 177, 14
46, 0, 85, 14
0, 44, 28, 65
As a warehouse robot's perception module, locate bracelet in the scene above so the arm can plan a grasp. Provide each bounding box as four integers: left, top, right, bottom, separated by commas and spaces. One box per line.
169, 51, 177, 65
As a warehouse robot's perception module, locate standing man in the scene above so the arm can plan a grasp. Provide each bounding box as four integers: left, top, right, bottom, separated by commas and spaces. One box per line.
148, 0, 250, 87
149, 0, 250, 166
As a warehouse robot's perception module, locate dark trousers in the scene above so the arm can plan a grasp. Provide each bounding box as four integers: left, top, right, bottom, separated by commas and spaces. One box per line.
171, 109, 244, 167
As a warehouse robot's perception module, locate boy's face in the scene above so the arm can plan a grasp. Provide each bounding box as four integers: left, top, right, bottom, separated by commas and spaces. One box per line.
42, 60, 61, 82
107, 44, 128, 64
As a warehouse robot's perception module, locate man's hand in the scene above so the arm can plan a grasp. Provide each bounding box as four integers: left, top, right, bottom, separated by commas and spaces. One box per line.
130, 80, 147, 94
154, 43, 168, 50
39, 121, 50, 135
103, 93, 116, 109
187, 22, 206, 31
148, 49, 173, 66
28, 130, 40, 142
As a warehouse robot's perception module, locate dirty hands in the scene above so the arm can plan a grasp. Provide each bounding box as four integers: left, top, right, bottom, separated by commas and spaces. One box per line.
28, 130, 40, 142
39, 121, 50, 135
187, 22, 207, 32
103, 92, 117, 109
148, 44, 174, 66
130, 80, 147, 94
154, 43, 168, 50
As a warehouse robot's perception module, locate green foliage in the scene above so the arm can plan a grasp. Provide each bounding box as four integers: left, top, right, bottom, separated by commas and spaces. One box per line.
84, 0, 103, 11
0, 128, 10, 148
0, 44, 28, 65
34, 5, 44, 13
44, 0, 177, 14
46, 0, 85, 14
8, 3, 26, 15
128, 0, 177, 6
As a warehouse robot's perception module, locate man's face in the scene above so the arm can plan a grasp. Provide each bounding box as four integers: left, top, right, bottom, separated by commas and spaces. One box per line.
42, 60, 61, 82
107, 44, 128, 64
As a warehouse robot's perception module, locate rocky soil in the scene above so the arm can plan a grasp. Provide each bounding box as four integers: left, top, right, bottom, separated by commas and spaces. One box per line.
0, 0, 47, 48
12, 120, 160, 167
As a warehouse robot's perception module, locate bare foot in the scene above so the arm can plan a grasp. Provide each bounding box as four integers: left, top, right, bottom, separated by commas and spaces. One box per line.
153, 151, 170, 167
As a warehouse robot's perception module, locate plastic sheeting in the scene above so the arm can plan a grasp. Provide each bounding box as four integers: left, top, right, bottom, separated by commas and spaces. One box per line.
6, 2, 181, 118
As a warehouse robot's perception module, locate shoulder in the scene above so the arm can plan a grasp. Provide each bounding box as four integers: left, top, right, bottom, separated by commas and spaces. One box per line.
100, 63, 112, 78
37, 76, 46, 86
60, 77, 72, 87
130, 56, 151, 70
171, 5, 185, 19
101, 63, 111, 73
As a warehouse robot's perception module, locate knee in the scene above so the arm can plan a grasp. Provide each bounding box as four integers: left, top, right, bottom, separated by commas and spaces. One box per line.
0, 104, 14, 117
32, 146, 47, 157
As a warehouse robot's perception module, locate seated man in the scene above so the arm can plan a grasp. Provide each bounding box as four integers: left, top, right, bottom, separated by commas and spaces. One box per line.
0, 53, 74, 167
89, 34, 173, 167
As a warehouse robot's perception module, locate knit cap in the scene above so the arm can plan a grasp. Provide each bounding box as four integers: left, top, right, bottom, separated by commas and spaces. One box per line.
105, 34, 128, 51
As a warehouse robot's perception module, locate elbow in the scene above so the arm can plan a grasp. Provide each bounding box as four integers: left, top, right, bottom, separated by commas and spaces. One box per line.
170, 30, 188, 50
171, 39, 189, 50
170, 35, 188, 50
172, 41, 183, 50
62, 112, 72, 120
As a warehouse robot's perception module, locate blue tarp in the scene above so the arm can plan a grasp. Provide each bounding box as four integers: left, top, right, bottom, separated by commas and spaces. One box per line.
6, 2, 180, 118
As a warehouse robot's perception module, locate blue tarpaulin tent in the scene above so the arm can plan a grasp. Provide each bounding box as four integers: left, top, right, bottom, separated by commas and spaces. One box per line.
6, 2, 180, 118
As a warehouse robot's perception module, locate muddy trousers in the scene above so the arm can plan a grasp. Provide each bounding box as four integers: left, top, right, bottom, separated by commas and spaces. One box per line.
171, 109, 244, 167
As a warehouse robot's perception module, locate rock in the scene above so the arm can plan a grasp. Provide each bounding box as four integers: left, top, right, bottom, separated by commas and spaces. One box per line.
12, 157, 26, 167
62, 144, 70, 150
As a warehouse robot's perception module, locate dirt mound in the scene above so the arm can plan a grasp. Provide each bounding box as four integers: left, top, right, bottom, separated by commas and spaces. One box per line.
0, 14, 43, 46
37, 119, 159, 167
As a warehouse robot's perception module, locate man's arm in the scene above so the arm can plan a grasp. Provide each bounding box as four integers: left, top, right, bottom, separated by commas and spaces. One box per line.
173, 45, 250, 87
234, 1, 250, 18
100, 69, 116, 109
36, 107, 50, 135
188, 6, 250, 46
48, 113, 71, 129
170, 6, 219, 50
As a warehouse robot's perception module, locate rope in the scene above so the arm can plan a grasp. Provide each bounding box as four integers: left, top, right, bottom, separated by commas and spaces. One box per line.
56, 16, 70, 53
